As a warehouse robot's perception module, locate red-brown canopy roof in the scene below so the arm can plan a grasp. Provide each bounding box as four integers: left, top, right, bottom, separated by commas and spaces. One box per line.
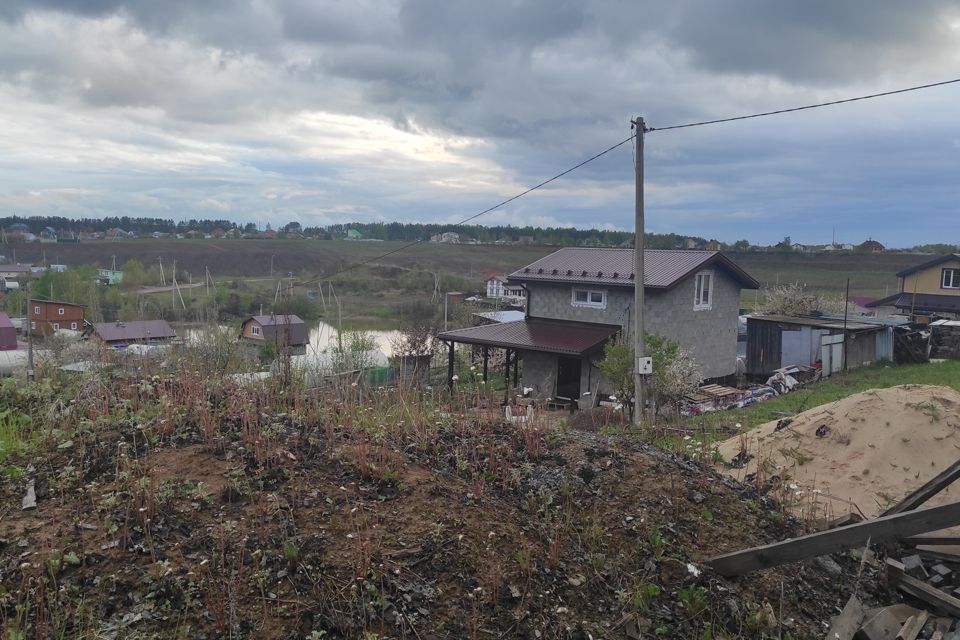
437, 319, 619, 355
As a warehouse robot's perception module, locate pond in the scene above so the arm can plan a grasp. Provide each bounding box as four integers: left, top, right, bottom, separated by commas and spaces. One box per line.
181, 320, 402, 370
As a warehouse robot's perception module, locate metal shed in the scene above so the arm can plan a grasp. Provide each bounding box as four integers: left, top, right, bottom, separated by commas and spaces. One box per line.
745, 315, 899, 377
0, 312, 16, 350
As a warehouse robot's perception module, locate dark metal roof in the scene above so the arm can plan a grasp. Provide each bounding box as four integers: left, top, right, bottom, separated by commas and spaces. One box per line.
30, 299, 85, 308
746, 315, 884, 332
93, 320, 176, 342
508, 248, 759, 290
866, 293, 960, 314
896, 253, 960, 278
437, 319, 619, 355
243, 315, 309, 345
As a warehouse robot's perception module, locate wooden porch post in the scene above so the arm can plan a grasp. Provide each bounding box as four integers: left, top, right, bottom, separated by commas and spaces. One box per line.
482, 346, 489, 382
503, 349, 511, 403
447, 341, 455, 390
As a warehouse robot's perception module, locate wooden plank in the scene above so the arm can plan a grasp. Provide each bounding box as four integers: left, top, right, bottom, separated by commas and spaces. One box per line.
896, 611, 928, 640
862, 604, 920, 626
882, 459, 960, 516
708, 500, 960, 577
856, 608, 906, 640
887, 558, 960, 618
915, 548, 960, 566
902, 536, 960, 546
826, 595, 865, 640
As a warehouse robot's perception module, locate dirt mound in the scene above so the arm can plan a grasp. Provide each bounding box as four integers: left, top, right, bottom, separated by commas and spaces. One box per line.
0, 374, 884, 639
717, 384, 960, 520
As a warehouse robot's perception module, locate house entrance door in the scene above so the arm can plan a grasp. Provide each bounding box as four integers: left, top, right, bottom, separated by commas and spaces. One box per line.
556, 357, 581, 400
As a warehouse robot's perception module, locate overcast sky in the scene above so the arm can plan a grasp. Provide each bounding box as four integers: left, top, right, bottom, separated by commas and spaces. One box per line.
1, 1, 958, 245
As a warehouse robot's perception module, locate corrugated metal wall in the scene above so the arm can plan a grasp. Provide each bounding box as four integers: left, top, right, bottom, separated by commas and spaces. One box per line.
875, 328, 894, 362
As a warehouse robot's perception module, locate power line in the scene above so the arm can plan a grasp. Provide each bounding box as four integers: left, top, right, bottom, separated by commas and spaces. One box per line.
647, 77, 960, 132
307, 76, 960, 284
306, 134, 635, 284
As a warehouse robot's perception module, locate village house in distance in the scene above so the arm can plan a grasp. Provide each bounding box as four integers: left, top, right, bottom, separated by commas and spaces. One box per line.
868, 253, 960, 320
90, 320, 177, 348
240, 314, 309, 355
438, 248, 758, 404
29, 299, 84, 336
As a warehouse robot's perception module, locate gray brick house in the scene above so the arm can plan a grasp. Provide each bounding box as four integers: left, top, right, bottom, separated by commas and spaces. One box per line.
437, 248, 758, 403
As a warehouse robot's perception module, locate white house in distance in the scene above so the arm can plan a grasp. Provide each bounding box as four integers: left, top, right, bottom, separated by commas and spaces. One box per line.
485, 274, 527, 304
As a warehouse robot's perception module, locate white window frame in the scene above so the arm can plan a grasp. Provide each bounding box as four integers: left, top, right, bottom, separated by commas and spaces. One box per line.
694, 270, 714, 311
943, 268, 960, 289
30, 321, 36, 330
571, 288, 606, 309
34, 305, 40, 315
251, 325, 261, 336
52, 322, 59, 332
71, 322, 77, 330
58, 307, 65, 315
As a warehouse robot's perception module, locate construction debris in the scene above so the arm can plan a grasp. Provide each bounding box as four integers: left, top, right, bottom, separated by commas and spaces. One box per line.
21, 479, 36, 510
707, 499, 960, 576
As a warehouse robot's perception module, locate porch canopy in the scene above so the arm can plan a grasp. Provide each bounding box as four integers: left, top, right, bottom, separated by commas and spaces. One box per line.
436, 318, 620, 388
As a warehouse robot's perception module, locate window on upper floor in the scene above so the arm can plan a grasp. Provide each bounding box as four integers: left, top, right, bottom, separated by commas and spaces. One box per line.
251, 325, 261, 336
571, 288, 606, 309
943, 268, 960, 289
694, 270, 714, 310
34, 305, 40, 315
58, 307, 65, 315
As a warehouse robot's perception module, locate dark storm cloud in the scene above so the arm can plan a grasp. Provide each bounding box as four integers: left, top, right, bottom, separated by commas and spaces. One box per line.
0, 0, 957, 244
661, 0, 959, 82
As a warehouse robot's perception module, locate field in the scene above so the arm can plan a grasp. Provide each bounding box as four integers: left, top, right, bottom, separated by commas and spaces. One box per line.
8, 239, 932, 324
727, 251, 923, 301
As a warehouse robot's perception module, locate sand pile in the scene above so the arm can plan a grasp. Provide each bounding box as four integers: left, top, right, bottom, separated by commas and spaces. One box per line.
717, 384, 960, 520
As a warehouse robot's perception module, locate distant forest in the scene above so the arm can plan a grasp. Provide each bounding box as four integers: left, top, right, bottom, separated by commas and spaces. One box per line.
0, 215, 710, 249
1, 215, 953, 253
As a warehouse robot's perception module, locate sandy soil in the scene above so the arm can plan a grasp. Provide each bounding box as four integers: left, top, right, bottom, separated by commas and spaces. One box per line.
716, 384, 960, 521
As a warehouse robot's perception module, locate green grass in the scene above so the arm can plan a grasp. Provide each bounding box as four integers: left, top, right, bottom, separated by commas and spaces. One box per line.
0, 408, 32, 464
693, 360, 960, 432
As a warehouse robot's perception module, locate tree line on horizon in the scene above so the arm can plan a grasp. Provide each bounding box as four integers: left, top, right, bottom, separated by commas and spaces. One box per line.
0, 215, 954, 254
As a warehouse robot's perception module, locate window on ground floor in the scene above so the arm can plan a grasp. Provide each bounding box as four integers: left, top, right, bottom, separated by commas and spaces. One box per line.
251, 325, 261, 336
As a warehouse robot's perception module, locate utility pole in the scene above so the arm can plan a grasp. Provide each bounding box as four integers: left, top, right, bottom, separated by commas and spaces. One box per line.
632, 116, 647, 427
26, 282, 34, 381
842, 277, 850, 373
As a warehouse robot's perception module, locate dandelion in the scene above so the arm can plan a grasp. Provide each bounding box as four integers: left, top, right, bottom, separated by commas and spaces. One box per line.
683, 435, 692, 441
451, 375, 459, 382
735, 422, 742, 429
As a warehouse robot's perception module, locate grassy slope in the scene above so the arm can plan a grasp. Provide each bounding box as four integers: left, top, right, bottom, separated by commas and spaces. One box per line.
694, 360, 960, 431
10, 239, 555, 285
728, 251, 923, 300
